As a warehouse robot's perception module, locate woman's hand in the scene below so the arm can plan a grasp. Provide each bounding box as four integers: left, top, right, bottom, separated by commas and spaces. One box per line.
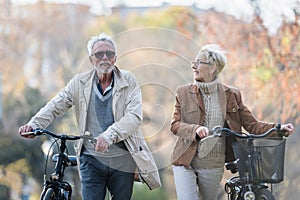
196, 126, 210, 139
280, 123, 295, 136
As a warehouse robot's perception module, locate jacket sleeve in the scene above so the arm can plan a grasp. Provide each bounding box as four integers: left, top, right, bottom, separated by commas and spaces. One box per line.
170, 87, 200, 142
234, 89, 275, 134
100, 73, 143, 145
27, 77, 76, 129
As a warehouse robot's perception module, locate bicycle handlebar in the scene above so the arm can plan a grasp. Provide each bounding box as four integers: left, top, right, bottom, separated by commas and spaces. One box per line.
20, 128, 94, 141
208, 123, 287, 140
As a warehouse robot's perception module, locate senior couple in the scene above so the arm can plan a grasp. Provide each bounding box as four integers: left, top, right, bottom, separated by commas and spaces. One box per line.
19, 33, 294, 200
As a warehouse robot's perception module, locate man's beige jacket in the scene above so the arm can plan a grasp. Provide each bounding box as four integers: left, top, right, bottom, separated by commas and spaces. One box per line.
28, 67, 161, 190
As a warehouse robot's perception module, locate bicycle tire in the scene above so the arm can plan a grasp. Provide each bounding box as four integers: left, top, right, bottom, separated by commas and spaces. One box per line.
42, 188, 57, 200
255, 188, 275, 200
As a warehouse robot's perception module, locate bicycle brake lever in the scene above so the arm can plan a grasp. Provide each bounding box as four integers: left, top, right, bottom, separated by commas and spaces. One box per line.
82, 132, 97, 146
278, 130, 289, 138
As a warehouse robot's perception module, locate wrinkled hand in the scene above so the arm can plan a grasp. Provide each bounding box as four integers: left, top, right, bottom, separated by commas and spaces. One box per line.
196, 126, 210, 139
281, 123, 295, 136
18, 125, 34, 138
95, 137, 109, 152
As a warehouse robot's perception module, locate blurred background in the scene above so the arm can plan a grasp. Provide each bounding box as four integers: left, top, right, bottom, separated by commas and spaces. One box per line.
0, 0, 299, 199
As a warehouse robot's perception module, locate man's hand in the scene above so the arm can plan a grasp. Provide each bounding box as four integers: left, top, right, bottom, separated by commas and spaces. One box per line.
18, 125, 34, 138
95, 136, 109, 152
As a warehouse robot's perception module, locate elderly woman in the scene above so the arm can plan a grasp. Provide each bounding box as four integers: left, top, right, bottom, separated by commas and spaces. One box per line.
170, 44, 294, 200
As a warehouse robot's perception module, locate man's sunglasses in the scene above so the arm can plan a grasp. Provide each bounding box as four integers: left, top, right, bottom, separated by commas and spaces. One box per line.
91, 51, 115, 60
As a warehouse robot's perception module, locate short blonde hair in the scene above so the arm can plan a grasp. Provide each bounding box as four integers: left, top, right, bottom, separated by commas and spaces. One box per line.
198, 44, 227, 73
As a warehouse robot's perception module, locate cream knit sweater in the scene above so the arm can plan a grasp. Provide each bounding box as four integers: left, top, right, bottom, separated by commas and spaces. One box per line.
191, 79, 226, 169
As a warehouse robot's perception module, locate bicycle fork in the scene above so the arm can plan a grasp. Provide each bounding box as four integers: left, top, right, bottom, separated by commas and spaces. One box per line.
225, 177, 257, 200
243, 184, 255, 200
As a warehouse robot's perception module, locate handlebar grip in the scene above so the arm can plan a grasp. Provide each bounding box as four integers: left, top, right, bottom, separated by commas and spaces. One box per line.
20, 132, 35, 136
275, 123, 289, 137
21, 129, 44, 136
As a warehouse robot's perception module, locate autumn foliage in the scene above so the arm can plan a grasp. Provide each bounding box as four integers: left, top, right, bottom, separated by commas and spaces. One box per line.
0, 2, 299, 199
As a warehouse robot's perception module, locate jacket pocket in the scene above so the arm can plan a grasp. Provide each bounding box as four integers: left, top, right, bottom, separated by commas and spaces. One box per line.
226, 99, 241, 126
183, 103, 199, 124
131, 150, 155, 173
185, 103, 198, 114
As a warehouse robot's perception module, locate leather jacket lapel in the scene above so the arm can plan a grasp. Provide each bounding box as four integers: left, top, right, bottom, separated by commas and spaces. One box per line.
218, 83, 227, 120
190, 84, 205, 114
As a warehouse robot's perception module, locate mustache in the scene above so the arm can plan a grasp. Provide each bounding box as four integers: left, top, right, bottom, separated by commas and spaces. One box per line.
100, 62, 111, 66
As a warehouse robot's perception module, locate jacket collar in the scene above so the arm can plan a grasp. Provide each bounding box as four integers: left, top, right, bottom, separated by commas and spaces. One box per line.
79, 69, 95, 109
218, 83, 228, 120
112, 66, 129, 92
79, 66, 129, 100
189, 83, 228, 119
79, 66, 128, 88
189, 84, 205, 113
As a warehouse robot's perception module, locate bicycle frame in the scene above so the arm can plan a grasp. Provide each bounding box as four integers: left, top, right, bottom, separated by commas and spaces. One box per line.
40, 136, 74, 200
21, 129, 94, 200
224, 143, 273, 200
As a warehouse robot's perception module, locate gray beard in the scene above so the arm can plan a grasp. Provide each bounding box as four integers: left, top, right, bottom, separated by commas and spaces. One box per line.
96, 65, 113, 74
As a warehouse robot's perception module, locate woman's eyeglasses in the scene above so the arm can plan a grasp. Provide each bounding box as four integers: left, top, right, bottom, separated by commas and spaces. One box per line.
191, 60, 210, 68
91, 51, 115, 60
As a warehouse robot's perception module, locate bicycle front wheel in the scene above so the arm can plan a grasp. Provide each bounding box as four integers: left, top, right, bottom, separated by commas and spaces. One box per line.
41, 188, 57, 200
255, 188, 275, 200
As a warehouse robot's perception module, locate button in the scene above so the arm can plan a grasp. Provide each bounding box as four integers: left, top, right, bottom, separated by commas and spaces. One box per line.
232, 108, 236, 112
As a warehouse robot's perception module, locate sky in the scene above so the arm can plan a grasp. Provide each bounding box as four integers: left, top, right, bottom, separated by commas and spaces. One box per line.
11, 0, 299, 35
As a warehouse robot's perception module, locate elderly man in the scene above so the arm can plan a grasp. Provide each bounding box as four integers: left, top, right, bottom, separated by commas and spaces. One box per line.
19, 33, 161, 200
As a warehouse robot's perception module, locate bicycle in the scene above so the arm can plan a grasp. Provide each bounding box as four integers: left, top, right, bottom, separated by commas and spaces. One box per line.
21, 128, 95, 200
209, 124, 287, 200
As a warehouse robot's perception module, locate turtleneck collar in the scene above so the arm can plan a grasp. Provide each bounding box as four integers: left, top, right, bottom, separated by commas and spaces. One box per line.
194, 78, 219, 95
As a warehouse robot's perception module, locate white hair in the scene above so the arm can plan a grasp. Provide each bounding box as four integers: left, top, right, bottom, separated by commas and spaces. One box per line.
199, 44, 227, 73
87, 33, 116, 55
